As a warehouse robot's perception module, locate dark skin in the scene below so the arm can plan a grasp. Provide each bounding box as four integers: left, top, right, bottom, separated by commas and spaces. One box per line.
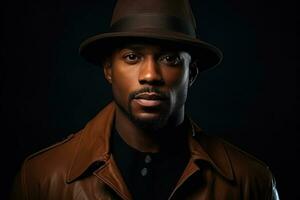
103, 43, 198, 153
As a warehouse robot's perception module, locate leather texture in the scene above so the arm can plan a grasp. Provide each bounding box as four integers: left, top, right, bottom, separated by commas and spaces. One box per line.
11, 102, 279, 200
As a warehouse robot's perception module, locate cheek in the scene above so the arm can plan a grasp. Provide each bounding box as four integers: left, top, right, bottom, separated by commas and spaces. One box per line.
162, 68, 189, 104
111, 65, 138, 105
162, 66, 189, 86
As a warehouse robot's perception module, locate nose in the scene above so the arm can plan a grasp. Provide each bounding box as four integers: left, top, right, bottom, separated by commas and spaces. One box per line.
138, 56, 164, 86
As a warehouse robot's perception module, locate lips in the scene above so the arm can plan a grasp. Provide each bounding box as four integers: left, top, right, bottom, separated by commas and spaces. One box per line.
133, 92, 167, 107
134, 92, 166, 100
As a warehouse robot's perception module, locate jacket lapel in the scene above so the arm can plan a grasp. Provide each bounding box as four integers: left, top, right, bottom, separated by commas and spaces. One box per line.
66, 102, 132, 199
189, 120, 234, 181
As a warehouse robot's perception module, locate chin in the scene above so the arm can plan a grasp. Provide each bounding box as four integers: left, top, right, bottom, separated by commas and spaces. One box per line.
131, 112, 169, 131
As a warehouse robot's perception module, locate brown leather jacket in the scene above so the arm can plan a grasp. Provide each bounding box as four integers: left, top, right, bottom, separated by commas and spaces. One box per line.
11, 102, 279, 200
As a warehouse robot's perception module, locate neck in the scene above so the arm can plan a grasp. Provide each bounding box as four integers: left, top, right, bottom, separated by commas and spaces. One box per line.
114, 106, 185, 153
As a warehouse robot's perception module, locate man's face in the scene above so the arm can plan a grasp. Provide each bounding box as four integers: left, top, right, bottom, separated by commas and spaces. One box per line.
104, 43, 196, 129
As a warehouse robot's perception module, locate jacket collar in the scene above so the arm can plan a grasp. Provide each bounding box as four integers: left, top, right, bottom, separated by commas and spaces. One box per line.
188, 119, 234, 181
66, 102, 115, 183
66, 102, 234, 183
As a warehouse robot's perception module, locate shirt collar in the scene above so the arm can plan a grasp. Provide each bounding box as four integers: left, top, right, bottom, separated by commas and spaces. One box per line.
66, 102, 234, 183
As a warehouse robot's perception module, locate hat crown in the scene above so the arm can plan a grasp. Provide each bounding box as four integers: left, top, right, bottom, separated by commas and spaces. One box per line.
110, 0, 197, 37
79, 0, 223, 71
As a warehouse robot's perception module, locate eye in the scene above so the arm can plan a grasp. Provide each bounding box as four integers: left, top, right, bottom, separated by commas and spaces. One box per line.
123, 53, 140, 64
159, 54, 182, 66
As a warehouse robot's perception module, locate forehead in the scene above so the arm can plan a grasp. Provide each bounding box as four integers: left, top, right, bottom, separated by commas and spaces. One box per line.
111, 39, 189, 54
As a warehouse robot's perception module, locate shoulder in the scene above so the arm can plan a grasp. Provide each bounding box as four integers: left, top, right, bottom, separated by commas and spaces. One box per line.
190, 120, 278, 198
221, 138, 272, 175
193, 125, 273, 182
191, 120, 273, 180
212, 135, 274, 188
219, 137, 279, 198
11, 131, 84, 199
21, 130, 83, 180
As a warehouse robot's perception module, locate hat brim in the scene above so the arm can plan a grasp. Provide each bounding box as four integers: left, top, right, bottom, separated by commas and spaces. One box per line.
79, 31, 223, 72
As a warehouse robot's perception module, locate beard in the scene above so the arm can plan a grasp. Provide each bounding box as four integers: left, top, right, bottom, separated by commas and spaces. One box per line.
128, 102, 169, 130
115, 87, 171, 131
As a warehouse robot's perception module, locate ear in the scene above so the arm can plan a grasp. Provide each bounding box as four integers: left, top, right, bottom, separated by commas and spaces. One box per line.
103, 58, 112, 84
189, 60, 199, 87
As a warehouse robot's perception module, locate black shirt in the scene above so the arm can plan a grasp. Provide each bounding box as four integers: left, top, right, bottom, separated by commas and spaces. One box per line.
111, 122, 190, 200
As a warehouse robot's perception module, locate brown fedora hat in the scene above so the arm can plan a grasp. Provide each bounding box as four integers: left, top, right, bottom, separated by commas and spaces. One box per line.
79, 0, 223, 71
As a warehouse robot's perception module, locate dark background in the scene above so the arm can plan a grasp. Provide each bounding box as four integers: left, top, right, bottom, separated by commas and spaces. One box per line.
1, 0, 298, 199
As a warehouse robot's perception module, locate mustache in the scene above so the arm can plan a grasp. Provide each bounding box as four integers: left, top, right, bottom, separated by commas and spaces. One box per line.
129, 87, 169, 101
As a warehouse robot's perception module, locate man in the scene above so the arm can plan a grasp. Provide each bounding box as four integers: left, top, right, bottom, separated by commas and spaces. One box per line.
11, 0, 279, 199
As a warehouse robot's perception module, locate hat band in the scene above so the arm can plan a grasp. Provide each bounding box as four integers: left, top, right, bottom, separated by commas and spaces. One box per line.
109, 14, 196, 37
